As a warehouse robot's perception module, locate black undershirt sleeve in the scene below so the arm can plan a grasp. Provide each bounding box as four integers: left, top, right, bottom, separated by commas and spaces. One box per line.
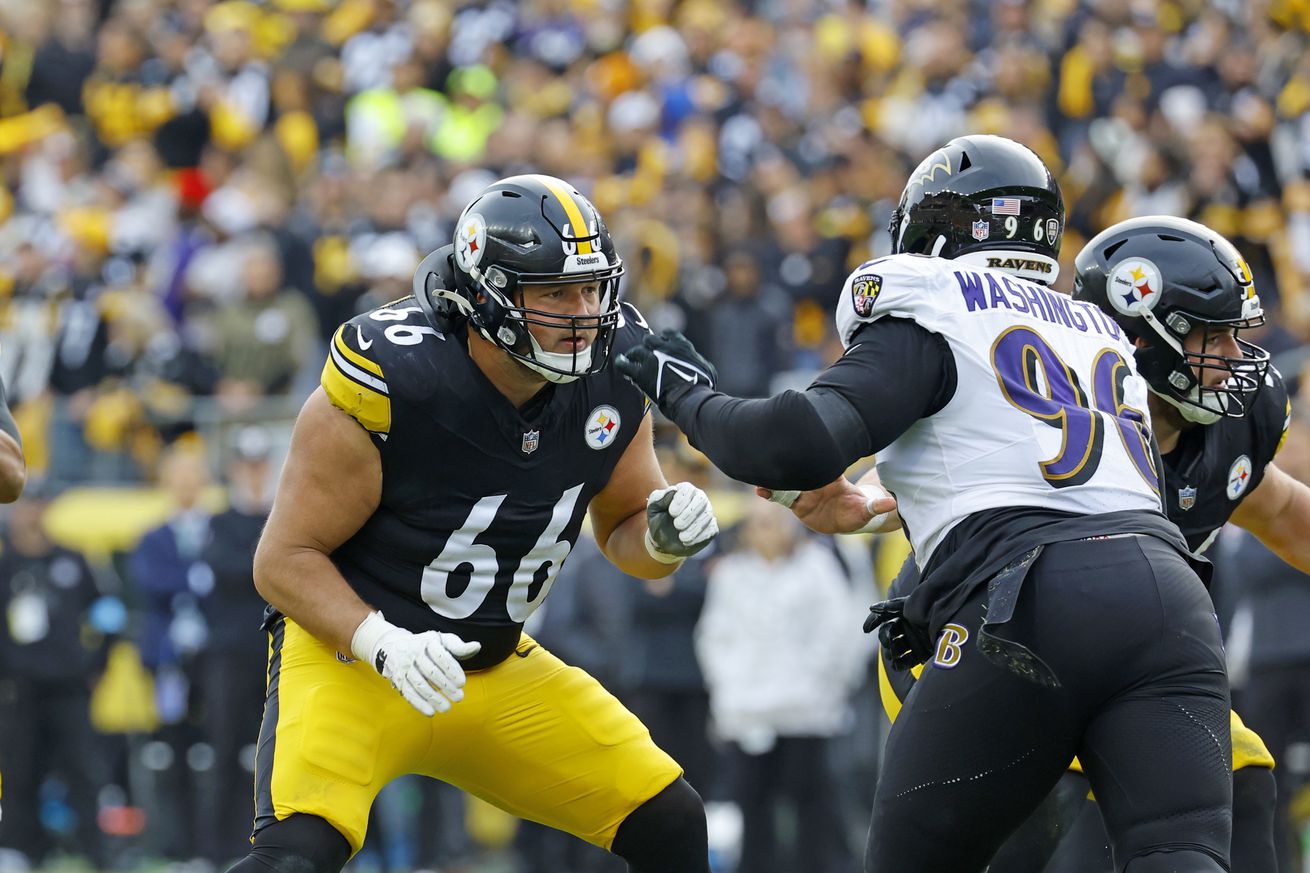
665, 317, 956, 490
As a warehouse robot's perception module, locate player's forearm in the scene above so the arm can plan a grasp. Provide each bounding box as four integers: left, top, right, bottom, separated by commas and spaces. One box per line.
597, 511, 680, 580
667, 386, 859, 490
253, 541, 373, 654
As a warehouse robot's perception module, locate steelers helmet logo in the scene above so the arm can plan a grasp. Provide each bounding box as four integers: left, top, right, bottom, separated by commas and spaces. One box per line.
1107, 257, 1164, 317
1226, 454, 1253, 500
454, 212, 487, 272
585, 405, 622, 450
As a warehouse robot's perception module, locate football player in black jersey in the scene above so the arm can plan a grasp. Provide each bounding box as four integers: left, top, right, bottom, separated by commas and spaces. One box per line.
832, 216, 1305, 873
225, 175, 718, 873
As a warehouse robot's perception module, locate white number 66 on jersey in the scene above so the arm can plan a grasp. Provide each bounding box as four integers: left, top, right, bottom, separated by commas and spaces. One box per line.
421, 485, 584, 622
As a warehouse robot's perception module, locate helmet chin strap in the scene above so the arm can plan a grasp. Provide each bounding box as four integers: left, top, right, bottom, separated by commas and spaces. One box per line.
521, 334, 591, 384
1156, 387, 1225, 425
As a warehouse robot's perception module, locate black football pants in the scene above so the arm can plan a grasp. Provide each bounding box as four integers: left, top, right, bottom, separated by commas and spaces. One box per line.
866, 535, 1232, 873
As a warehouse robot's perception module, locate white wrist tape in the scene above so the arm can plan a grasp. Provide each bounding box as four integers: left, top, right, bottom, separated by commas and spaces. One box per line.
644, 528, 687, 564
350, 610, 393, 665
766, 489, 801, 509
847, 484, 892, 535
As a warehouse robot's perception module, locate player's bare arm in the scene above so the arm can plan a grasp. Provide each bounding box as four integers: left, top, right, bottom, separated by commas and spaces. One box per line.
589, 412, 718, 578
1229, 463, 1310, 574
253, 387, 381, 654
255, 388, 478, 716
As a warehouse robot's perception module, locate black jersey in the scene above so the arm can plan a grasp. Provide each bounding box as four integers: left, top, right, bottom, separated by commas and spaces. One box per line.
320, 297, 653, 669
1162, 366, 1291, 555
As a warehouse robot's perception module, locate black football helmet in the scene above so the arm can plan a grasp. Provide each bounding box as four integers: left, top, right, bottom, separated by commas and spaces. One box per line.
413, 174, 624, 383
1073, 215, 1269, 424
889, 135, 1065, 285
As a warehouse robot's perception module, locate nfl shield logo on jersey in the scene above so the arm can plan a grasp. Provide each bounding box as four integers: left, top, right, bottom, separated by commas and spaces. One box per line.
972, 220, 990, 241
851, 274, 882, 318
1177, 485, 1197, 511
522, 430, 540, 454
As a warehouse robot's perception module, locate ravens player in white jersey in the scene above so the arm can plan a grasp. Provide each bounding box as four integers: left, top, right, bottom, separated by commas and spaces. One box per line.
868, 215, 1298, 873
226, 175, 718, 873
617, 135, 1232, 872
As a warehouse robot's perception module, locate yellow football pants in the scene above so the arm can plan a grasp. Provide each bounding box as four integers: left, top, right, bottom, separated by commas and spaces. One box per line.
254, 619, 683, 854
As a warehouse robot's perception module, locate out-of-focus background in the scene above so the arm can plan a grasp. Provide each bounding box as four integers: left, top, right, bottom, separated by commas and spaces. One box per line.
2, 0, 1310, 871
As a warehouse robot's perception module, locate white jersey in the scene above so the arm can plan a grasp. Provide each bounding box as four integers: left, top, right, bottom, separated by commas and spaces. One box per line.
835, 254, 1161, 565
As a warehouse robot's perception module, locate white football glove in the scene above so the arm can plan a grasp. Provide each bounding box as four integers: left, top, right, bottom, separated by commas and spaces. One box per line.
350, 611, 481, 717
645, 481, 719, 563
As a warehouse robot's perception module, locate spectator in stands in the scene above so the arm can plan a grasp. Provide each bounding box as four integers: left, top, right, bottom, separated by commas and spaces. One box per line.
696, 499, 865, 873
129, 440, 214, 859
210, 236, 317, 413
0, 484, 107, 865
195, 425, 278, 862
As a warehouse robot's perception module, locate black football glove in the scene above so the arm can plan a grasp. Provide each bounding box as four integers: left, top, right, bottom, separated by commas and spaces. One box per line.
615, 329, 717, 413
864, 596, 934, 671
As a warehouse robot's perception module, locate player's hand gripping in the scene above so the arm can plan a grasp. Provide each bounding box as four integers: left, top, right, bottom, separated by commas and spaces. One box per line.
758, 477, 897, 535
644, 481, 719, 563
615, 329, 717, 412
351, 611, 482, 716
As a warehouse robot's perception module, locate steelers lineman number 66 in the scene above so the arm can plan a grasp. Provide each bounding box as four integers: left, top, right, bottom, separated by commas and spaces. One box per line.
420, 485, 584, 622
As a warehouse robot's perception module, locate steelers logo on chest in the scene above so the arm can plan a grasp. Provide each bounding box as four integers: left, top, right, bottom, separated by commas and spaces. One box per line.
1226, 454, 1253, 500
585, 405, 621, 450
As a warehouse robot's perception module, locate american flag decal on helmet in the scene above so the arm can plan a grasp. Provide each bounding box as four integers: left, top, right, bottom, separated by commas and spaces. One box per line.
991, 197, 1022, 215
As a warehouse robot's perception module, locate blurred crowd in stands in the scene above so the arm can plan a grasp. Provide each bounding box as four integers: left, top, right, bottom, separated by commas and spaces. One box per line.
3, 0, 1310, 869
